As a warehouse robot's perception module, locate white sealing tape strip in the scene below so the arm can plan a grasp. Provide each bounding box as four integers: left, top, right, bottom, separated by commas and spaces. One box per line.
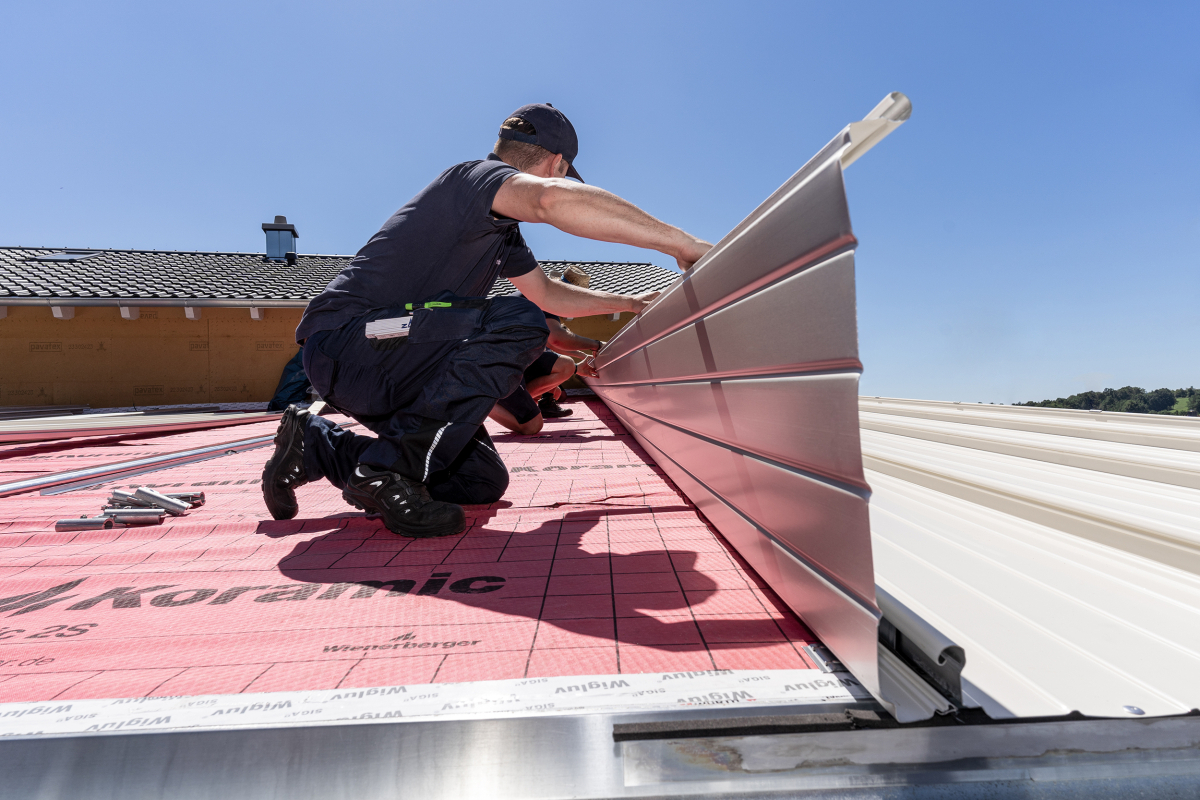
0, 669, 869, 738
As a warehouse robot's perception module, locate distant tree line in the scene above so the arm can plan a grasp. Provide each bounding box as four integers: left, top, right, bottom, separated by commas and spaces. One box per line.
1017, 386, 1199, 415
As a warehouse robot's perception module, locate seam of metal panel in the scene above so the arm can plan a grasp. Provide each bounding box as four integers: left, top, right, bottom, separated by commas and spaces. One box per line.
593, 361, 863, 388
860, 414, 1200, 490
604, 143, 850, 358
604, 394, 871, 499
861, 399, 1200, 452
600, 235, 857, 371
864, 396, 1200, 430
602, 400, 877, 616
863, 452, 1200, 576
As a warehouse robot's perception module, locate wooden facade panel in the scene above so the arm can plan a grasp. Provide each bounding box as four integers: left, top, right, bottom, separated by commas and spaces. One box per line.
0, 306, 302, 407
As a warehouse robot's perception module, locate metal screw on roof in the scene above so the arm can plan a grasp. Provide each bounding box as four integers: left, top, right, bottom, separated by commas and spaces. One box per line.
1123, 705, 1145, 715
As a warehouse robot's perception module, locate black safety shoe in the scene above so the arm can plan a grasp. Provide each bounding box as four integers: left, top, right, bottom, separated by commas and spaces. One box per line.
262, 405, 310, 520
538, 395, 574, 418
342, 465, 466, 538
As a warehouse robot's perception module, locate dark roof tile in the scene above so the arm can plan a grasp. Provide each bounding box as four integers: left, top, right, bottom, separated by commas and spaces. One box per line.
0, 248, 681, 304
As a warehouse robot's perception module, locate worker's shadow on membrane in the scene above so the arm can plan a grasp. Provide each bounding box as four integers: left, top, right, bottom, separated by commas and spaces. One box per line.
255, 501, 520, 539
274, 507, 775, 654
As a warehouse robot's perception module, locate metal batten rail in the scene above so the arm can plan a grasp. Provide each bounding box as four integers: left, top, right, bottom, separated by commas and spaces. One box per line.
0, 432, 278, 498
0, 411, 282, 444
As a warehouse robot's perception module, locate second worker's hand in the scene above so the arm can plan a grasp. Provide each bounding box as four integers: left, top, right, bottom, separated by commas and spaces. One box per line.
628, 292, 660, 314
576, 357, 599, 379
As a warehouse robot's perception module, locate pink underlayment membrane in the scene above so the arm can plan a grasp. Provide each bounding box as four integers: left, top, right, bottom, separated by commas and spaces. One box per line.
0, 400, 819, 704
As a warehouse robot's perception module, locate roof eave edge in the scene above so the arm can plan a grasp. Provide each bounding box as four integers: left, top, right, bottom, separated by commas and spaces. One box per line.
0, 298, 310, 308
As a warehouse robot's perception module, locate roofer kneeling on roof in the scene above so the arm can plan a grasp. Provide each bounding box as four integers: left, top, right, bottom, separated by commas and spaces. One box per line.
262, 103, 712, 538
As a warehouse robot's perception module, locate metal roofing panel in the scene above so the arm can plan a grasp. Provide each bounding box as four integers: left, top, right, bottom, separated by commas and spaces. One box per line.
599, 372, 866, 488
862, 396, 1200, 452
590, 95, 917, 719
864, 397, 1200, 718
594, 252, 860, 385
861, 410, 1200, 489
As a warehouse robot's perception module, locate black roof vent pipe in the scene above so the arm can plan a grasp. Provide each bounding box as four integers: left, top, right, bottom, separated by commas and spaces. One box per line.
262, 215, 299, 263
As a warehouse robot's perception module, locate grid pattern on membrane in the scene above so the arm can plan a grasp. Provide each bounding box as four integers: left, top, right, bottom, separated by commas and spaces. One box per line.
0, 400, 816, 703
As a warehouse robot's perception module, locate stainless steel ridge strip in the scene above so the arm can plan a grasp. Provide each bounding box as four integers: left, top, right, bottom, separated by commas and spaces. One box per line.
611, 407, 877, 615
599, 235, 857, 371
601, 393, 871, 498
0, 434, 276, 498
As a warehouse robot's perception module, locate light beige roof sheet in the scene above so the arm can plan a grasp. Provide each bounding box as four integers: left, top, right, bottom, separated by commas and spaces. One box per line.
863, 397, 1200, 718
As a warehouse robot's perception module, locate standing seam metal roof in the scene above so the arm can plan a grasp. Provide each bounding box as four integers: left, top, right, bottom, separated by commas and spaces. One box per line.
862, 397, 1200, 719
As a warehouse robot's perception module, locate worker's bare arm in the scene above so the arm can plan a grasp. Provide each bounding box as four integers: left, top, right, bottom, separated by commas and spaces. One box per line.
547, 319, 601, 355
508, 268, 658, 318
492, 173, 712, 271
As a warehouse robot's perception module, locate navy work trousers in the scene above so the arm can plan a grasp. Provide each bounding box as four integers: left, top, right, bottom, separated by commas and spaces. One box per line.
299, 294, 548, 504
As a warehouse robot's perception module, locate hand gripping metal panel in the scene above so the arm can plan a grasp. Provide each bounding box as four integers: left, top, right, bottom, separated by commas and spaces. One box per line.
589, 97, 915, 718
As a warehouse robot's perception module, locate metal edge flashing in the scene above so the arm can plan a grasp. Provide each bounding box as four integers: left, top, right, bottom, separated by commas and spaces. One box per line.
7, 711, 1199, 799
586, 94, 934, 721
603, 394, 870, 499
619, 422, 883, 698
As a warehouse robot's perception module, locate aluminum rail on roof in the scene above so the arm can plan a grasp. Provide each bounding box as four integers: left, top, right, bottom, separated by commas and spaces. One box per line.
0, 410, 281, 444
0, 430, 278, 497
587, 93, 943, 721
863, 397, 1200, 719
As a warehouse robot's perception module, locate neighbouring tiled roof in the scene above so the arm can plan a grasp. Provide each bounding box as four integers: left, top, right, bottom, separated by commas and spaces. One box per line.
0, 247, 680, 303
487, 261, 681, 299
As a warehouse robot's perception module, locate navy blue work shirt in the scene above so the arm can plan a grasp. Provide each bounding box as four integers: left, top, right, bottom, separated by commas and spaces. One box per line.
296, 154, 539, 342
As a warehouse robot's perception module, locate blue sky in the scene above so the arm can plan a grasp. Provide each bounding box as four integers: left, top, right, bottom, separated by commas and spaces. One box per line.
2, 1, 1196, 403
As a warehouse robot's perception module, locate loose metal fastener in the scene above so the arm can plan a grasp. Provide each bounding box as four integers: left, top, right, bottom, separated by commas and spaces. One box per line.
55, 517, 115, 532
100, 508, 167, 519
131, 487, 190, 516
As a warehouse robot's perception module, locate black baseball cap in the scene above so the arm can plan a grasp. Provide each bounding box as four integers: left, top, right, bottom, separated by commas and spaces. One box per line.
498, 103, 584, 182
